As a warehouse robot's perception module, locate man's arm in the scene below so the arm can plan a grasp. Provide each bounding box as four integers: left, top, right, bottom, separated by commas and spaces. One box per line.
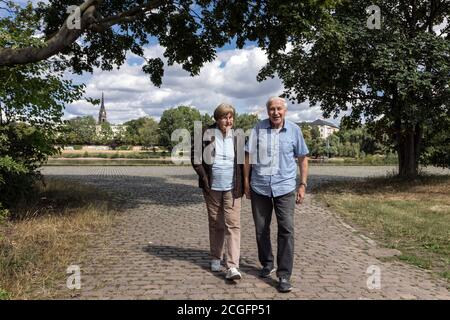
243, 152, 251, 199
296, 156, 308, 204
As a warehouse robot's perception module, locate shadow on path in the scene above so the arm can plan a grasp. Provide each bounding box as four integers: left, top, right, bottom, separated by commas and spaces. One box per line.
44, 175, 205, 209
143, 244, 277, 288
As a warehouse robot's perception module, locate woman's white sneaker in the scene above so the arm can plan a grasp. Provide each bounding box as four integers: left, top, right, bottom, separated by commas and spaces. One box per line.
210, 259, 221, 272
226, 267, 242, 280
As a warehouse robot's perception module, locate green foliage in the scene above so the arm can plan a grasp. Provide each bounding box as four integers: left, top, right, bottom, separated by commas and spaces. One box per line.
0, 123, 56, 208
299, 122, 390, 159
0, 3, 84, 210
0, 288, 10, 300
116, 145, 132, 151
60, 116, 96, 145
201, 113, 214, 127
0, 203, 10, 222
159, 106, 202, 148
234, 113, 259, 131
300, 125, 312, 142
258, 0, 450, 175
421, 116, 450, 169
138, 117, 159, 148
95, 122, 114, 145
122, 116, 159, 147
2, 1, 337, 85
123, 117, 150, 145
30, 0, 269, 83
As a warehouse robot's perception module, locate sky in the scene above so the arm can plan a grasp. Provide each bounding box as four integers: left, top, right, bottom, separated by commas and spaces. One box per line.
10, 1, 448, 126
66, 44, 330, 125
5, 0, 331, 125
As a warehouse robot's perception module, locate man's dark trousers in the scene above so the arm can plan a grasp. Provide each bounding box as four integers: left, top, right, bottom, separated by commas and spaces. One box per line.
250, 189, 296, 279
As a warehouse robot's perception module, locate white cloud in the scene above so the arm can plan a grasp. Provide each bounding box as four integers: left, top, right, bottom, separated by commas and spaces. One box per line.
64, 44, 338, 125
434, 18, 448, 36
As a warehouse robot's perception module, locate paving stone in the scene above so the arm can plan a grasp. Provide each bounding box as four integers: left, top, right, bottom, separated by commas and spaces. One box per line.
42, 166, 450, 300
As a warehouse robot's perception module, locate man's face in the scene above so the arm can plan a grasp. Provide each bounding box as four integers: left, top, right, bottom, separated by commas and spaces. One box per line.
267, 99, 287, 128
217, 112, 234, 134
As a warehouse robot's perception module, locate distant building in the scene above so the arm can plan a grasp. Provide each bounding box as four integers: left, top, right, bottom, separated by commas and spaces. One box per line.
95, 92, 125, 135
297, 119, 339, 139
98, 92, 107, 124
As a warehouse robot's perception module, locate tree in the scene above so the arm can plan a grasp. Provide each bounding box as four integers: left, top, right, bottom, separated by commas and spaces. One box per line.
258, 0, 450, 176
62, 116, 97, 145
95, 121, 114, 145
326, 134, 340, 158
109, 125, 127, 148
308, 126, 325, 158
234, 113, 259, 131
0, 3, 84, 210
0, 1, 335, 86
159, 105, 202, 148
201, 113, 214, 127
123, 117, 150, 145
300, 124, 312, 144
421, 115, 450, 169
138, 117, 159, 148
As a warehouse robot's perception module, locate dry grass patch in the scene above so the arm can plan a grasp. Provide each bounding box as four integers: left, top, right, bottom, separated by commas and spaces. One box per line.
0, 179, 117, 299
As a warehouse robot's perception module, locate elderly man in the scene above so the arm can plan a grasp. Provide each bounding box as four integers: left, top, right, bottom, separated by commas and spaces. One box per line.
243, 96, 309, 293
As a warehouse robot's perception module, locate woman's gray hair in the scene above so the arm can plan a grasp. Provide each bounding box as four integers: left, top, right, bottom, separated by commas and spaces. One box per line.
214, 103, 235, 121
266, 96, 287, 110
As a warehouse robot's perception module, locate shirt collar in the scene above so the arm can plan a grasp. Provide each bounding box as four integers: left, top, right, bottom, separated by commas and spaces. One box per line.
215, 128, 233, 138
264, 119, 287, 131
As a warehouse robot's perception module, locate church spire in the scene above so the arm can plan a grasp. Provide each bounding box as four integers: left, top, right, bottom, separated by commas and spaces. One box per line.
98, 92, 107, 124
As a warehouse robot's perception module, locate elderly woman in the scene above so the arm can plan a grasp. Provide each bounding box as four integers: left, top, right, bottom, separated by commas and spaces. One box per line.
191, 103, 244, 280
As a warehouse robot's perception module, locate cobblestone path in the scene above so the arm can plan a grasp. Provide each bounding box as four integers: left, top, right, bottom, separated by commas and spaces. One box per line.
42, 166, 450, 300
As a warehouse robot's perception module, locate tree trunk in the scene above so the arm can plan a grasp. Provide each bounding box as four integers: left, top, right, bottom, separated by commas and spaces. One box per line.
397, 126, 420, 177
393, 89, 421, 178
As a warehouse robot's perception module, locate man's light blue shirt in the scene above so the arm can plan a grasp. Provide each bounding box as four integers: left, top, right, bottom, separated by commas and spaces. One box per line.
245, 119, 309, 197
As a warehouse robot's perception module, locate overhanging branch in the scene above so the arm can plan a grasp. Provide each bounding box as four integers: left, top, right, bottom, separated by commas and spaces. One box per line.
91, 0, 164, 31
0, 0, 164, 66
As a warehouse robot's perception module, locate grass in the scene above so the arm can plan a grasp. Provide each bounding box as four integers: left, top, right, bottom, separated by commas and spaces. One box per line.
53, 150, 398, 166
0, 179, 117, 299
309, 154, 398, 166
53, 150, 169, 159
314, 174, 450, 282
45, 158, 187, 166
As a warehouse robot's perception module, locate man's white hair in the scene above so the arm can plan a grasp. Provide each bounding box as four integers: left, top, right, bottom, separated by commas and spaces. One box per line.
266, 96, 287, 110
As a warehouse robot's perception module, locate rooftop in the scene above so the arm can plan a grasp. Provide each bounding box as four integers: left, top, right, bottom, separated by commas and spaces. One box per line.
297, 119, 339, 128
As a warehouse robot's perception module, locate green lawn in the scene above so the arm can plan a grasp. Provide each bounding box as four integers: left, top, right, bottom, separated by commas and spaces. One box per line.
314, 174, 450, 282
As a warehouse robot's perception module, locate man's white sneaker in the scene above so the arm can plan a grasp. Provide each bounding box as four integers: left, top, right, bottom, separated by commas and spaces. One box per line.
226, 267, 242, 280
210, 259, 221, 272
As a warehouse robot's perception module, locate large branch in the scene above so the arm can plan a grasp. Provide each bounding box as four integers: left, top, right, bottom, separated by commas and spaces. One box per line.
91, 0, 164, 31
0, 0, 164, 66
0, 0, 100, 66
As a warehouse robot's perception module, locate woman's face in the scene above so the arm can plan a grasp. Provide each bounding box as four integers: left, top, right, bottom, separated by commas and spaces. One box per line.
217, 112, 234, 134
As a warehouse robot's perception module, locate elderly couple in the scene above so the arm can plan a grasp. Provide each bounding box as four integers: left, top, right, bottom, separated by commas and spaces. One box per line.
191, 96, 309, 293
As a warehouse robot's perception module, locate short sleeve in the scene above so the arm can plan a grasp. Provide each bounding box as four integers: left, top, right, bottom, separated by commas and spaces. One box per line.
294, 127, 309, 157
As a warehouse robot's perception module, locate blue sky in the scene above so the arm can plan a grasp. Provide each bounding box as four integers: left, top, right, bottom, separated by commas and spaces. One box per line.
9, 1, 343, 125
65, 43, 333, 125
6, 0, 333, 124
10, 1, 447, 125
